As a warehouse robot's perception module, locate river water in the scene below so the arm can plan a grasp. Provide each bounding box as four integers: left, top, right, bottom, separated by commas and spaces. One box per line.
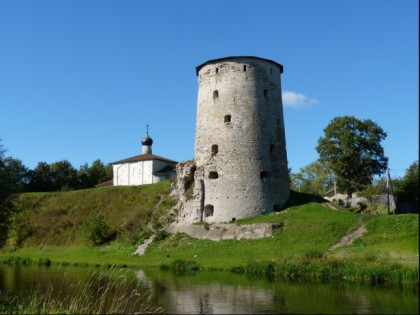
0, 265, 418, 314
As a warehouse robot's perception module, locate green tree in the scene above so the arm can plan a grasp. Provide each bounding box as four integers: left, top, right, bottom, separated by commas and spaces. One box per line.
290, 160, 335, 195
78, 159, 112, 188
26, 161, 54, 192
0, 140, 28, 246
316, 116, 388, 199
82, 214, 110, 245
50, 160, 78, 191
395, 161, 419, 212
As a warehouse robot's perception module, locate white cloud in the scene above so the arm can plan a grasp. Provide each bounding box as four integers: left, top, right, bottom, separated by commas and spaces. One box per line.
282, 91, 319, 109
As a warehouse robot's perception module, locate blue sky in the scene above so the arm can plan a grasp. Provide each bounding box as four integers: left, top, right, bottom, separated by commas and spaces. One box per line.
0, 0, 418, 178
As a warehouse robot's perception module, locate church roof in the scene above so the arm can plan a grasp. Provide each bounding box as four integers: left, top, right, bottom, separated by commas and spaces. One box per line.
154, 164, 176, 176
95, 179, 113, 187
111, 153, 178, 165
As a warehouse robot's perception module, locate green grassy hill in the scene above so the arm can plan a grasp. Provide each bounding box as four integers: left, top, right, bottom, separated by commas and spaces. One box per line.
0, 181, 418, 284
5, 180, 175, 248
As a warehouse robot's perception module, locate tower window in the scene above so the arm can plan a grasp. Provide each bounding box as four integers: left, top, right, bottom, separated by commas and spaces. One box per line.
270, 144, 275, 154
213, 90, 219, 99
243, 65, 247, 71
209, 171, 218, 179
260, 171, 270, 179
204, 205, 214, 217
264, 89, 268, 97
215, 67, 219, 74
211, 144, 218, 155
277, 119, 281, 127
224, 115, 231, 123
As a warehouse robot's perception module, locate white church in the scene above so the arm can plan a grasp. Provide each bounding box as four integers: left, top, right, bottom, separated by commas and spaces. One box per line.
98, 128, 178, 187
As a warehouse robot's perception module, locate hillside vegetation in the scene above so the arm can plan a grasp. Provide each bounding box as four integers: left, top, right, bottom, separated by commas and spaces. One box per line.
0, 181, 418, 284
4, 180, 175, 248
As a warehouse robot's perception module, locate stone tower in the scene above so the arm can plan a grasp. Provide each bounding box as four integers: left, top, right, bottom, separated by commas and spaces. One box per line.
177, 56, 290, 223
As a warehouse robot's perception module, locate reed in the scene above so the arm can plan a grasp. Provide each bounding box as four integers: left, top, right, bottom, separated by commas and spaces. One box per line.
231, 257, 419, 285
160, 259, 200, 274
0, 268, 164, 314
0, 256, 51, 266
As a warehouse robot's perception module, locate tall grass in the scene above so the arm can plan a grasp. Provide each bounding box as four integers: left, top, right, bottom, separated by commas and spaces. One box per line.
231, 256, 419, 285
160, 259, 201, 273
0, 268, 164, 314
6, 181, 172, 247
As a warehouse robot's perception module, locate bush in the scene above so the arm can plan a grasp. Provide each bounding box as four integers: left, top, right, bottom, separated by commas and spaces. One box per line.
357, 201, 367, 211
82, 215, 110, 245
154, 230, 169, 242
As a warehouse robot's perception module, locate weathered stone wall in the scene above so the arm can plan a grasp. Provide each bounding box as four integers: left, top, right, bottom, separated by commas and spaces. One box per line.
178, 57, 290, 223
167, 222, 283, 241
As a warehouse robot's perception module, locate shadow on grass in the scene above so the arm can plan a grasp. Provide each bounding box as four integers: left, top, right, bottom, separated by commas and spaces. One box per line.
280, 190, 327, 210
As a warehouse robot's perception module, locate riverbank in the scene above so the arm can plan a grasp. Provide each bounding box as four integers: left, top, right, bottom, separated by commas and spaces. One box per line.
1, 207, 418, 285
0, 184, 418, 285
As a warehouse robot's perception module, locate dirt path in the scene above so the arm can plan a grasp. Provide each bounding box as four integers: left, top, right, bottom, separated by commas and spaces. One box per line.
331, 222, 367, 249
134, 195, 163, 255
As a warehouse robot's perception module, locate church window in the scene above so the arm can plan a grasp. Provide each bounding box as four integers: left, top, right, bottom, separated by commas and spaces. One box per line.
224, 115, 231, 123
204, 205, 214, 217
211, 144, 218, 155
209, 171, 218, 179
243, 65, 247, 71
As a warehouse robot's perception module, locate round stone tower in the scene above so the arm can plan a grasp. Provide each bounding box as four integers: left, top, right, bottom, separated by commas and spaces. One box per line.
186, 56, 290, 222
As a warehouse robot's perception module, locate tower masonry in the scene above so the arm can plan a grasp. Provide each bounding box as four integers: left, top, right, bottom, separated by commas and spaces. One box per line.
177, 56, 290, 223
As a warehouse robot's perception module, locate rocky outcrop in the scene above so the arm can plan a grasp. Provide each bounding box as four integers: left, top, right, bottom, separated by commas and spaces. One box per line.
166, 222, 283, 241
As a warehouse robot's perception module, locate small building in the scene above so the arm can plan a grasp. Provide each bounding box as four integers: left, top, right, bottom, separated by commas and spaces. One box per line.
323, 188, 367, 206
111, 130, 177, 186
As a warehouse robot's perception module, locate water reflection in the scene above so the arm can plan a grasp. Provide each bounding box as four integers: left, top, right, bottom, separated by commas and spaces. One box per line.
0, 265, 418, 314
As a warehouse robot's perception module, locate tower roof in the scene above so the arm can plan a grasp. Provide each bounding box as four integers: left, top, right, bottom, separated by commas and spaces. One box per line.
196, 56, 283, 75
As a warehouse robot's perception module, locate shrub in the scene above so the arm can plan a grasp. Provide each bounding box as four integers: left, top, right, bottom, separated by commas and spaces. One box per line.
82, 214, 110, 245
170, 259, 200, 273
154, 230, 169, 242
357, 201, 367, 211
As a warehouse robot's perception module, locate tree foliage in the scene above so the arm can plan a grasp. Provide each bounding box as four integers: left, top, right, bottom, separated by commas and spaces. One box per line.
0, 141, 28, 245
395, 161, 419, 211
26, 159, 112, 192
316, 116, 388, 198
290, 160, 335, 195
82, 214, 110, 245
78, 159, 113, 189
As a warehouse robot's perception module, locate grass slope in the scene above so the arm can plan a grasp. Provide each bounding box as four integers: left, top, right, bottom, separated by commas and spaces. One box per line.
5, 180, 174, 247
0, 183, 418, 283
